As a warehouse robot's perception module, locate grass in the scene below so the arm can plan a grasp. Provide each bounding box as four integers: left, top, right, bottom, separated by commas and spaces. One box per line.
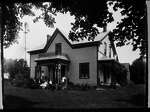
3, 80, 146, 109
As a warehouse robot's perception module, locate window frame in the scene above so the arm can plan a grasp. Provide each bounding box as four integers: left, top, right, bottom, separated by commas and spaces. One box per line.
55, 43, 62, 55
104, 42, 107, 56
79, 62, 90, 79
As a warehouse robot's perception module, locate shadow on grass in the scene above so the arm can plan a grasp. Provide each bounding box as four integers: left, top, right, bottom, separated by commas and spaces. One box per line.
115, 93, 146, 107
4, 95, 37, 109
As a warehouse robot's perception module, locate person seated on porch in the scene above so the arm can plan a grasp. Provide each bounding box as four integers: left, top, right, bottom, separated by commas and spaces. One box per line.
61, 76, 67, 90
40, 81, 48, 89
49, 80, 52, 85
47, 80, 55, 90
40, 77, 49, 89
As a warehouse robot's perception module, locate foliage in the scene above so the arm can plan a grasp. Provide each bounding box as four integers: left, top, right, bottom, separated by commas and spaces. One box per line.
1, 0, 147, 56
130, 57, 146, 84
1, 2, 35, 48
108, 0, 147, 56
32, 0, 147, 56
32, 0, 112, 41
4, 58, 30, 81
67, 81, 91, 90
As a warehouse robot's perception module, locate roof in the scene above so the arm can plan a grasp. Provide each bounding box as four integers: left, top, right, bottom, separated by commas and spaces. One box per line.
28, 28, 109, 54
35, 55, 70, 62
71, 31, 109, 44
98, 56, 116, 61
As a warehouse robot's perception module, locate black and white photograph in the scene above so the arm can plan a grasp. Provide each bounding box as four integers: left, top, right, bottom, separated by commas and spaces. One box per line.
0, 0, 149, 109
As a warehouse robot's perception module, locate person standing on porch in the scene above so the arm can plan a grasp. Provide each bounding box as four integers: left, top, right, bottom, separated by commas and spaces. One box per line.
41, 71, 45, 83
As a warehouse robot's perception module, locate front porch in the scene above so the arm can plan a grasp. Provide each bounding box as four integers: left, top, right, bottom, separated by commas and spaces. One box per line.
34, 52, 70, 88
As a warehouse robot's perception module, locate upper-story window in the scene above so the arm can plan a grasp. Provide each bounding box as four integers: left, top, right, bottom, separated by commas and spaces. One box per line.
104, 42, 107, 56
55, 43, 62, 55
109, 44, 111, 58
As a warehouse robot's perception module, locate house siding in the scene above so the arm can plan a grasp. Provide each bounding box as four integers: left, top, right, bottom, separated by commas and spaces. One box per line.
47, 33, 97, 86
69, 47, 97, 86
30, 54, 39, 79
98, 35, 114, 58
98, 35, 113, 84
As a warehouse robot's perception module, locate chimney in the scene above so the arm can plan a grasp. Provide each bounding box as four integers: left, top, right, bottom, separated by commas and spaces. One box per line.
47, 34, 51, 42
103, 25, 107, 32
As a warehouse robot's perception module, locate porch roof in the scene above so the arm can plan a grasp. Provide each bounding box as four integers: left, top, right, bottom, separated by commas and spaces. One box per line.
98, 56, 116, 62
34, 55, 70, 63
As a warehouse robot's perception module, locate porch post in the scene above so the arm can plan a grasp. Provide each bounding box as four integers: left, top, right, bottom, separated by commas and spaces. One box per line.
48, 65, 51, 81
58, 63, 61, 84
55, 63, 59, 85
35, 64, 40, 80
66, 64, 69, 87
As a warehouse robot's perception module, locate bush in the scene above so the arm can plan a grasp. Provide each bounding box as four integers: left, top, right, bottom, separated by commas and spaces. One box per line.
5, 59, 30, 81
130, 57, 146, 84
67, 81, 91, 90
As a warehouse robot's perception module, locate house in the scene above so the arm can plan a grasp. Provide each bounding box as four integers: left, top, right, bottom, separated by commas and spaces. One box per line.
28, 28, 119, 86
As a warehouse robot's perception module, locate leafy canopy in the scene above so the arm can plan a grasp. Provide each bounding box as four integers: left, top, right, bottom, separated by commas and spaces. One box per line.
1, 0, 147, 56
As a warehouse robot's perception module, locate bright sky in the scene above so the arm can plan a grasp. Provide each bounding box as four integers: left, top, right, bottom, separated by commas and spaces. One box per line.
4, 5, 140, 66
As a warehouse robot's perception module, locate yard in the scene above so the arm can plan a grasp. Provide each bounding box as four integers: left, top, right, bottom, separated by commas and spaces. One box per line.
3, 80, 146, 109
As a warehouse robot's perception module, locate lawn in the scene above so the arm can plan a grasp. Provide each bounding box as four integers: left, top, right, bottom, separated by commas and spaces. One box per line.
3, 80, 146, 109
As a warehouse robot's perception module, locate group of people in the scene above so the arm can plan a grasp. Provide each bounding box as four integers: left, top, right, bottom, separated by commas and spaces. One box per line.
34, 72, 67, 90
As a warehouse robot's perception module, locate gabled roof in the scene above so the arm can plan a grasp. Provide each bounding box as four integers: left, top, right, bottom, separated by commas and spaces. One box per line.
28, 28, 109, 54
35, 55, 70, 62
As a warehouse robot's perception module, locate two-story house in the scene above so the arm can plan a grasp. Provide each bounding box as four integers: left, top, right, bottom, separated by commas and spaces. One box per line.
28, 28, 119, 86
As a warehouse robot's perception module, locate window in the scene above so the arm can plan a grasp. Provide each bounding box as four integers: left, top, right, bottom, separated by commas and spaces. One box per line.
79, 62, 90, 79
104, 42, 107, 56
109, 45, 111, 58
55, 43, 62, 55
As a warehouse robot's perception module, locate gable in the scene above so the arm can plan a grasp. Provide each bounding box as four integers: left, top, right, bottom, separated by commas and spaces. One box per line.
44, 28, 72, 52
98, 34, 118, 61
28, 28, 101, 54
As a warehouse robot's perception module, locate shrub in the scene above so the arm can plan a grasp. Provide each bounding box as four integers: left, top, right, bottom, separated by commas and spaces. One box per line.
130, 57, 146, 84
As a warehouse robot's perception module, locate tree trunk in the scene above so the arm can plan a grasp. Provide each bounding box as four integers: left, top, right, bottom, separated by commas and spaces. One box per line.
146, 0, 150, 108
0, 5, 3, 109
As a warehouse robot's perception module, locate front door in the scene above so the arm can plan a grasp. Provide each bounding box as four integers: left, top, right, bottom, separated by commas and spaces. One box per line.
61, 65, 66, 78
49, 64, 67, 84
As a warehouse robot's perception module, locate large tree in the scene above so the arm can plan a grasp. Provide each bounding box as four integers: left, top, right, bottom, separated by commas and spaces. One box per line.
1, 0, 147, 55
32, 0, 147, 56
108, 0, 147, 56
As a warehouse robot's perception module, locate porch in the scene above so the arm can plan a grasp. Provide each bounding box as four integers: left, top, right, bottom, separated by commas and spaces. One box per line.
98, 57, 128, 87
34, 52, 70, 86
98, 58, 118, 86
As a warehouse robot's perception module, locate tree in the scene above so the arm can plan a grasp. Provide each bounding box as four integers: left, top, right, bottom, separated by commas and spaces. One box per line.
1, 0, 147, 56
130, 57, 146, 84
1, 2, 35, 48
4, 59, 30, 80
108, 0, 147, 56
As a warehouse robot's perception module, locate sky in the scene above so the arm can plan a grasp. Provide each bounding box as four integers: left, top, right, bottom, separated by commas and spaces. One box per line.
4, 5, 140, 66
